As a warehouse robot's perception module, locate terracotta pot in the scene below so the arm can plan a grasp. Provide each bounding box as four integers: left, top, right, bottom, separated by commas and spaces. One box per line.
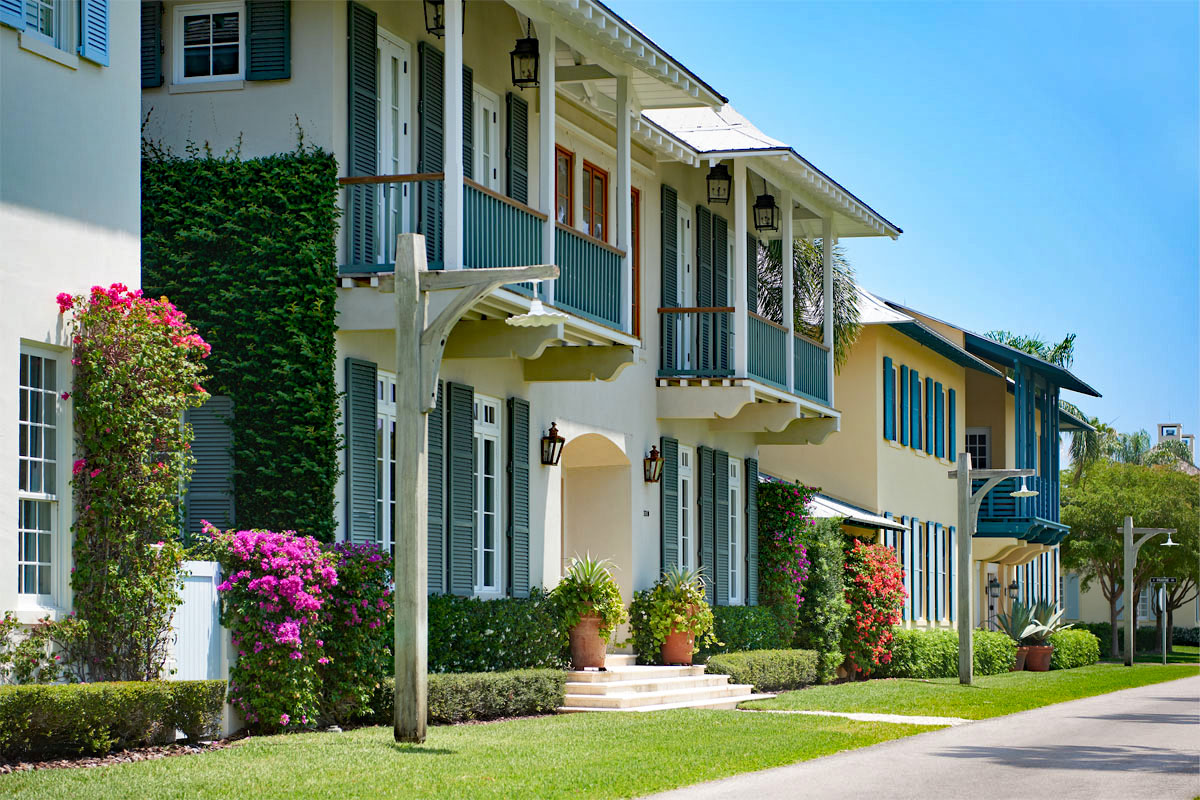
1013, 646, 1029, 671
661, 629, 695, 665
1024, 644, 1053, 671
569, 613, 607, 670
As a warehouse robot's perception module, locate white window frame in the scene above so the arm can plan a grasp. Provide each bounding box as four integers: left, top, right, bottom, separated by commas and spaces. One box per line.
965, 426, 991, 469
472, 84, 501, 191
678, 445, 694, 572
173, 2, 246, 85
376, 30, 413, 265
375, 371, 398, 556
727, 457, 743, 605
17, 346, 65, 608
22, 0, 73, 51
472, 394, 503, 597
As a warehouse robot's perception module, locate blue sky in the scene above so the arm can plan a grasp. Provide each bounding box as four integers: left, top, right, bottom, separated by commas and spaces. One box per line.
610, 0, 1199, 440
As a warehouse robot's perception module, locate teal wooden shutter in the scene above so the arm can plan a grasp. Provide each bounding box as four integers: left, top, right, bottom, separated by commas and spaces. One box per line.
507, 397, 531, 597
78, 0, 109, 65
697, 445, 715, 604
660, 437, 679, 572
935, 382, 945, 458
344, 358, 377, 544
948, 388, 957, 463
183, 395, 235, 536
696, 207, 713, 370
660, 184, 679, 371
899, 364, 909, 446
713, 450, 730, 606
924, 377, 934, 455
883, 357, 895, 440
910, 369, 921, 451
505, 93, 529, 204
934, 523, 943, 619
427, 381, 445, 593
745, 457, 758, 605
947, 525, 955, 621
346, 2, 378, 268
1065, 573, 1080, 619
246, 0, 290, 81
910, 518, 921, 619
899, 516, 910, 621
712, 214, 729, 371
445, 381, 475, 595
140, 1, 162, 88
462, 66, 474, 180
746, 233, 757, 314
0, 0, 25, 30
417, 41, 445, 267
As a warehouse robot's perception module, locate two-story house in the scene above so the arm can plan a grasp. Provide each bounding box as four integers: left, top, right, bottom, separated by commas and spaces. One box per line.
2, 0, 134, 623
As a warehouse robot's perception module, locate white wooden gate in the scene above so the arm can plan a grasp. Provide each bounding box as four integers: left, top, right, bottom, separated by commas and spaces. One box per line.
173, 561, 225, 681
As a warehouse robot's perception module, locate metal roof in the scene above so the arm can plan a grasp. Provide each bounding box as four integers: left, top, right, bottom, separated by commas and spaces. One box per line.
858, 289, 1001, 377
811, 493, 906, 532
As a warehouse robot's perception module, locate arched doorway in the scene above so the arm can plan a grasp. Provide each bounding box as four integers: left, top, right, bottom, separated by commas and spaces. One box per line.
560, 433, 633, 602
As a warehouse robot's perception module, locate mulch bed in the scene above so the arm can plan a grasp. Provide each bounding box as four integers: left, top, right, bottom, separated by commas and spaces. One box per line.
0, 739, 239, 773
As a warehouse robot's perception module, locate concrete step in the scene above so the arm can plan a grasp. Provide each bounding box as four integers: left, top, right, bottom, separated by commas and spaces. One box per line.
562, 682, 756, 710
565, 673, 731, 695
567, 664, 707, 682
558, 692, 776, 714
603, 654, 638, 667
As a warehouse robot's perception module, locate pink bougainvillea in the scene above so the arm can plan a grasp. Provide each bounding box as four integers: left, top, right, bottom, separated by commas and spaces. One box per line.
756, 482, 816, 642
842, 540, 907, 676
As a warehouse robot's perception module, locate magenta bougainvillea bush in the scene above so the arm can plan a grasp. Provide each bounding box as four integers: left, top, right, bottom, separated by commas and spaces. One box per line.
756, 482, 815, 640
842, 540, 907, 676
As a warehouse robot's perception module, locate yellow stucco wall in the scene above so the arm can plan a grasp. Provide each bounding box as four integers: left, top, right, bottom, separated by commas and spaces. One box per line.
1072, 578, 1200, 627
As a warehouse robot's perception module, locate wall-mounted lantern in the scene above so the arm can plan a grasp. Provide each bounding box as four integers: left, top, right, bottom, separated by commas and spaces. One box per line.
987, 574, 1001, 598
705, 163, 731, 205
424, 0, 464, 38
510, 20, 539, 89
541, 422, 565, 466
643, 445, 664, 483
1007, 579, 1019, 601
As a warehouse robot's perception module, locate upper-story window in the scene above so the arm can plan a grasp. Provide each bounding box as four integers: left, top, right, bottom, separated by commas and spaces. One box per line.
24, 0, 74, 51
473, 86, 501, 191
582, 161, 608, 241
18, 349, 59, 599
1162, 426, 1177, 437
965, 427, 990, 469
555, 146, 574, 224
175, 2, 245, 84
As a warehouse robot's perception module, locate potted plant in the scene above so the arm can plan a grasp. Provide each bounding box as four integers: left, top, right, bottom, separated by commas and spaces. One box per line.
1024, 602, 1072, 671
629, 566, 719, 666
995, 600, 1037, 670
550, 555, 627, 670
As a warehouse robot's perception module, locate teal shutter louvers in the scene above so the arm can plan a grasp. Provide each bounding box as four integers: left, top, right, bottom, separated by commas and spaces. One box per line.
947, 525, 955, 621
140, 1, 162, 88
78, 0, 109, 66
505, 93, 529, 204
745, 457, 758, 605
911, 518, 921, 619
446, 381, 475, 596
462, 65, 474, 181
695, 207, 713, 371
883, 357, 895, 440
713, 450, 730, 606
910, 369, 921, 450
0, 0, 25, 30
660, 185, 679, 372
934, 523, 943, 619
417, 41, 445, 267
899, 516, 910, 621
246, 0, 291, 81
899, 364, 909, 446
659, 437, 679, 572
427, 382, 445, 593
746, 234, 758, 314
698, 445, 715, 605
344, 358, 377, 544
183, 395, 235, 537
346, 2, 378, 269
507, 397, 531, 598
712, 214, 729, 371
935, 381, 945, 458
948, 388, 957, 463
924, 377, 934, 455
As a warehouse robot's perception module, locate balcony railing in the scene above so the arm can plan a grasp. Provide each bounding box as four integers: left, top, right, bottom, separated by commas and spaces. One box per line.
794, 333, 830, 405
747, 312, 786, 388
554, 224, 624, 329
973, 475, 1057, 523
658, 308, 733, 378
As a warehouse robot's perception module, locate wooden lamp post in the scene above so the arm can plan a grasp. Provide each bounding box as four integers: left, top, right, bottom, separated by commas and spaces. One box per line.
1118, 517, 1177, 667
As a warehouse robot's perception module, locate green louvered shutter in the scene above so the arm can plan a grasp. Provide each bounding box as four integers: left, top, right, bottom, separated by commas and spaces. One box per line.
462, 65, 474, 180
745, 457, 759, 605
698, 445, 715, 604
79, 0, 109, 66
427, 381, 445, 593
344, 358, 377, 544
910, 369, 921, 451
696, 207, 713, 371
507, 397, 531, 597
660, 185, 679, 372
417, 41, 445, 267
713, 450, 730, 606
660, 437, 679, 572
948, 388, 957, 463
346, 2, 377, 269
0, 0, 25, 30
505, 93, 529, 204
883, 357, 895, 441
935, 382, 945, 458
924, 377, 934, 455
446, 382, 475, 595
712, 214, 729, 372
746, 233, 758, 314
246, 0, 290, 81
183, 396, 235, 536
899, 364, 909, 446
140, 2, 162, 88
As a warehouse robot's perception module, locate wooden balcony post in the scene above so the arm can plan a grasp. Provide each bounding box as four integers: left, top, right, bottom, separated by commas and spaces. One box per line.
443, 0, 464, 270
733, 158, 749, 376
615, 74, 632, 334
537, 19, 555, 304
822, 216, 835, 406
781, 189, 795, 392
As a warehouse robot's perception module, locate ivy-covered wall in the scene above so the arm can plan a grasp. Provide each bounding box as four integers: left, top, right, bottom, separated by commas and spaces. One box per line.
142, 145, 341, 541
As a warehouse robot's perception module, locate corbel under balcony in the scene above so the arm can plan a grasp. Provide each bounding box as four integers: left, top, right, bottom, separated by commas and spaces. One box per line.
656, 376, 840, 443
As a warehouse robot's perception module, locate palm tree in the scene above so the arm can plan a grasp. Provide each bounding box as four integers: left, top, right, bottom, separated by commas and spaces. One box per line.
755, 238, 861, 370
984, 330, 1076, 368
1113, 430, 1153, 465
1065, 409, 1118, 480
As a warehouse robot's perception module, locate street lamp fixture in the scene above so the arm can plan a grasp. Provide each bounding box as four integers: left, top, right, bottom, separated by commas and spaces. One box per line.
540, 422, 565, 466
506, 281, 568, 327
509, 20, 539, 88
1119, 517, 1178, 667
1010, 478, 1038, 498
1163, 532, 1180, 547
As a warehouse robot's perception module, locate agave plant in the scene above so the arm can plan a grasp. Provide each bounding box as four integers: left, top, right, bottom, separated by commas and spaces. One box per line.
995, 600, 1039, 645
662, 564, 707, 594
1024, 601, 1072, 646
549, 555, 627, 642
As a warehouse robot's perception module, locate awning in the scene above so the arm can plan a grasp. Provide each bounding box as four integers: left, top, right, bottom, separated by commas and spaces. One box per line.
810, 493, 906, 532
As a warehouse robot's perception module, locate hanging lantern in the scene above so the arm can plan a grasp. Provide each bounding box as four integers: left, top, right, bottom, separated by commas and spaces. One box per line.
424, 0, 464, 38
643, 445, 664, 483
510, 20, 539, 88
705, 163, 731, 205
753, 190, 779, 232
541, 422, 565, 466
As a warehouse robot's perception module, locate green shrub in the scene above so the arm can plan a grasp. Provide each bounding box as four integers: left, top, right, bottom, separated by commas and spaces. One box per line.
794, 517, 848, 683
0, 680, 226, 759
1049, 629, 1101, 670
1075, 622, 1159, 653
1173, 626, 1199, 646
696, 606, 790, 661
427, 593, 566, 673
366, 669, 564, 725
756, 482, 816, 644
879, 629, 1015, 678
704, 649, 818, 692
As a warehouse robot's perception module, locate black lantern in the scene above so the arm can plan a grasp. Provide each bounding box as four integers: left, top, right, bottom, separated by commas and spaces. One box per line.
753, 188, 779, 232
540, 422, 565, 466
1007, 579, 1019, 600
424, 0, 464, 38
510, 20, 539, 89
987, 575, 1001, 598
706, 163, 731, 205
643, 446, 664, 483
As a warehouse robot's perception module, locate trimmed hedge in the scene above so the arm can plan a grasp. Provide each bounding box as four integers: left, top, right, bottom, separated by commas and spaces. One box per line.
427, 593, 566, 673
366, 669, 565, 725
1049, 629, 1101, 670
0, 680, 226, 759
704, 649, 818, 693
1173, 626, 1199, 646
1075, 622, 1160, 653
878, 629, 1016, 678
688, 606, 790, 662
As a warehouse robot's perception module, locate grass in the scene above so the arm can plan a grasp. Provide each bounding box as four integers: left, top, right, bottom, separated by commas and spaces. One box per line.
744, 662, 1199, 720
1100, 644, 1200, 665
0, 711, 934, 800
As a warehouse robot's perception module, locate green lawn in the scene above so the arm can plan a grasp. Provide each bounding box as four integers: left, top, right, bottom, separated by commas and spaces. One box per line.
0, 711, 933, 800
744, 662, 1199, 720
1100, 644, 1200, 665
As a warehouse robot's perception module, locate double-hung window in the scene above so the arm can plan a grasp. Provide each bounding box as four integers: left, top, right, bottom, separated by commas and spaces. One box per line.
23, 0, 74, 52
582, 161, 608, 241
554, 147, 574, 225
174, 2, 244, 84
678, 446, 694, 571
727, 458, 742, 605
18, 350, 59, 600
375, 371, 398, 556
473, 395, 502, 595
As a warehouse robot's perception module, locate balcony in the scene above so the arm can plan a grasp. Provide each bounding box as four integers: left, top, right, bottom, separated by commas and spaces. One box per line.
973, 475, 1067, 545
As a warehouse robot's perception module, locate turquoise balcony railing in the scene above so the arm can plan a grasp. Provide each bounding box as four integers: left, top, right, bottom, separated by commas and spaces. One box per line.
658, 308, 733, 377
973, 475, 1056, 523
554, 224, 624, 328
747, 313, 787, 388
793, 333, 830, 405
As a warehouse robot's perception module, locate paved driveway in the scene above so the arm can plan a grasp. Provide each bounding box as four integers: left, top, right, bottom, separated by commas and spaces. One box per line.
646, 674, 1200, 800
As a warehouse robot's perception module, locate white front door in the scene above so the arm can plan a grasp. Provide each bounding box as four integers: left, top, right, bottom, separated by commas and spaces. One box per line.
677, 200, 694, 370
377, 31, 411, 264
473, 86, 501, 191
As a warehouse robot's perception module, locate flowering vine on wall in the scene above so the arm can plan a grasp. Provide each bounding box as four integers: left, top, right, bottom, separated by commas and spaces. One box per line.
757, 482, 815, 642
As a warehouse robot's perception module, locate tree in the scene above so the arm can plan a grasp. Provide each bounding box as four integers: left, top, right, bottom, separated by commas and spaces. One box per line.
756, 239, 861, 370
985, 330, 1076, 368
1060, 462, 1198, 658
1145, 438, 1196, 468
1112, 430, 1153, 465
1066, 413, 1118, 481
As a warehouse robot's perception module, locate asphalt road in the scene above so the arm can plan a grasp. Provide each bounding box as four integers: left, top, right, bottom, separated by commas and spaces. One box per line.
646, 674, 1200, 800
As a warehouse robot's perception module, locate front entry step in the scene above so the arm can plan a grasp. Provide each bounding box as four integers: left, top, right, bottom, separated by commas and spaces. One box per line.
558, 654, 772, 713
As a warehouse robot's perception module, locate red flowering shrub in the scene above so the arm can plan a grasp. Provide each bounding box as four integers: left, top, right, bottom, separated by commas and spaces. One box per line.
842, 540, 907, 676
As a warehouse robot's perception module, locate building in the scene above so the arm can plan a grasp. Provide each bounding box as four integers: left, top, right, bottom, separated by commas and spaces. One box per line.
1157, 422, 1195, 461
2, 1, 138, 622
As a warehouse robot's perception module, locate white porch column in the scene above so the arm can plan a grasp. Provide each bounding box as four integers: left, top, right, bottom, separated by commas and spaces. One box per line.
537, 20, 555, 304
822, 215, 835, 405
615, 75, 632, 333
443, 0, 464, 270
732, 158, 749, 376
781, 189, 795, 392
